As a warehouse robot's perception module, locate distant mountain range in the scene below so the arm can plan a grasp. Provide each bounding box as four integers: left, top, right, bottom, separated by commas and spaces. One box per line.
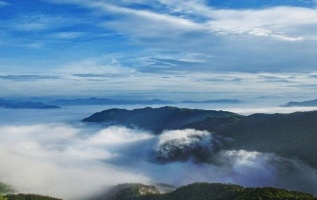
83, 106, 317, 168
182, 99, 241, 104
282, 99, 317, 107
51, 97, 242, 106
0, 99, 60, 109
51, 97, 174, 106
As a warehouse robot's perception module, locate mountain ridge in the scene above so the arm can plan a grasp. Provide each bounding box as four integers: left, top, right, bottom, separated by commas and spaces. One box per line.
83, 107, 317, 168
94, 182, 317, 200
0, 99, 60, 109
51, 97, 242, 106
83, 106, 240, 134
282, 99, 317, 107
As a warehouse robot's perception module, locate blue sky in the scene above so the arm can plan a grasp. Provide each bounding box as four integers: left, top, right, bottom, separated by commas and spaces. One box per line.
1, 0, 317, 100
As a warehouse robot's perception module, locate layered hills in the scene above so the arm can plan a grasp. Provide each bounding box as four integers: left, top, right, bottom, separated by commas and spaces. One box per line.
51, 98, 174, 106
83, 106, 317, 168
51, 97, 242, 106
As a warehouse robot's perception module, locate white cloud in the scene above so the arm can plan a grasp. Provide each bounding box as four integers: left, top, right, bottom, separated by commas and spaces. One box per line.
248, 28, 305, 41
0, 124, 151, 200
94, 2, 205, 42
37, 0, 317, 74
50, 32, 85, 39
1, 122, 317, 198
87, 126, 154, 146
67, 1, 317, 42
45, 0, 208, 41
11, 14, 61, 31
206, 7, 317, 41
0, 0, 316, 97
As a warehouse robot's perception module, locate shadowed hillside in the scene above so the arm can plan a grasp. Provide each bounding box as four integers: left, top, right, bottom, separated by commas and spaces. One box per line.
185, 111, 317, 167
83, 107, 317, 168
83, 106, 239, 134
95, 183, 317, 200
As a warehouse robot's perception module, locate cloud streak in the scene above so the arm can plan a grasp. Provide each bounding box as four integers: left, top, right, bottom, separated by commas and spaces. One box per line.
2, 68, 317, 100
0, 75, 59, 81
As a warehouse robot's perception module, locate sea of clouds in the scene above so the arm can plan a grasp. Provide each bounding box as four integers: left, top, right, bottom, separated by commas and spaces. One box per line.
0, 121, 317, 199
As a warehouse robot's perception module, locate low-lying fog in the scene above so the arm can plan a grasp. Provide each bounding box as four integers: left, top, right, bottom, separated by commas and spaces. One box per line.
0, 105, 317, 200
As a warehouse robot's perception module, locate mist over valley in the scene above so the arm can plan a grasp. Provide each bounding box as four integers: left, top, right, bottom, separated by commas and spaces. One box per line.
1, 104, 317, 199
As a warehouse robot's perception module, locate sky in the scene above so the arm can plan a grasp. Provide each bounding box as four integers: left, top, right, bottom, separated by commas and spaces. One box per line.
1, 0, 317, 100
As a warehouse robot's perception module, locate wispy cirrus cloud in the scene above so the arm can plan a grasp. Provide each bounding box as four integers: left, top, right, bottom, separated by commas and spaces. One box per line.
65, 0, 317, 42
0, 1, 10, 7
1, 0, 317, 98
9, 14, 64, 31
41, 0, 317, 73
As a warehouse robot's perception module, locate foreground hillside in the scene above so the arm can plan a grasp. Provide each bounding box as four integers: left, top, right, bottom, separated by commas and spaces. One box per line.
2, 182, 316, 200
100, 183, 317, 200
83, 107, 317, 168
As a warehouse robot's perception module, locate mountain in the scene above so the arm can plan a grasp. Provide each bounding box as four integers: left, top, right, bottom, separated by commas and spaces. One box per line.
95, 183, 317, 200
83, 106, 240, 134
184, 111, 317, 167
282, 99, 317, 107
0, 99, 60, 109
52, 97, 174, 106
51, 97, 242, 106
83, 107, 317, 168
5, 194, 62, 200
181, 99, 241, 104
92, 183, 160, 200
